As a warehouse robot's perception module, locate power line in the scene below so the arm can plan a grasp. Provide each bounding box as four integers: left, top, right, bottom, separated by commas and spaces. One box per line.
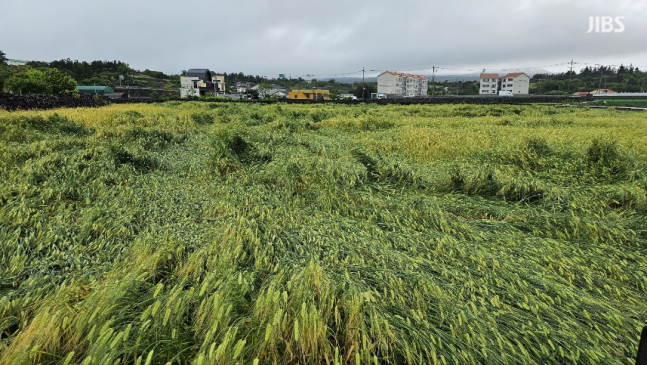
310, 59, 647, 82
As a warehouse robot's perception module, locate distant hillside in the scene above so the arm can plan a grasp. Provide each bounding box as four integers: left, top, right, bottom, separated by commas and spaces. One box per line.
2, 59, 181, 90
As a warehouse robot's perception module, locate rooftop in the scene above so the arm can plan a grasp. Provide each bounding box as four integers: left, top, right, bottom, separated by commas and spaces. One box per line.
501, 72, 527, 79
590, 89, 616, 94
186, 69, 212, 80
77, 86, 113, 90
379, 71, 427, 80
480, 73, 499, 79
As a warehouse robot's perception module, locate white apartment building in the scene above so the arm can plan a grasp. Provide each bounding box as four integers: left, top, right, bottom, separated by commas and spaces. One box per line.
500, 73, 530, 94
479, 73, 500, 95
479, 72, 530, 95
377, 71, 428, 97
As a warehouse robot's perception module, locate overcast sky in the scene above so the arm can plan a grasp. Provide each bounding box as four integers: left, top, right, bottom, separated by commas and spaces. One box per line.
2, 0, 646, 78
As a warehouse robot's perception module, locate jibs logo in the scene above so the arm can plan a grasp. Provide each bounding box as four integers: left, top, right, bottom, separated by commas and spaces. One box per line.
587, 17, 625, 33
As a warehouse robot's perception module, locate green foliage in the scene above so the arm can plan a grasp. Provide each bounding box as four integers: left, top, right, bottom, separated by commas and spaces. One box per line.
353, 83, 377, 99
258, 82, 272, 99
586, 138, 632, 180
4, 69, 48, 94
0, 50, 6, 65
190, 112, 214, 124
4, 68, 78, 95
246, 88, 260, 100
0, 103, 645, 364
43, 68, 78, 96
141, 69, 167, 79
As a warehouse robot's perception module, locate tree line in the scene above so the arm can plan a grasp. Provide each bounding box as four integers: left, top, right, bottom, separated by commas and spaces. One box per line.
530, 64, 647, 94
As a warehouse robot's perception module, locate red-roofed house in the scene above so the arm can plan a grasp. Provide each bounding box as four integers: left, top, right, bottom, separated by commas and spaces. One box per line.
377, 71, 429, 96
479, 73, 500, 95
479, 72, 530, 95
500, 73, 530, 94
590, 89, 616, 94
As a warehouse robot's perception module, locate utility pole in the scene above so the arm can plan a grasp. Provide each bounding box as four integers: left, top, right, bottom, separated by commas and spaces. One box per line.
568, 58, 576, 93
431, 65, 437, 98
598, 66, 604, 90
362, 66, 365, 100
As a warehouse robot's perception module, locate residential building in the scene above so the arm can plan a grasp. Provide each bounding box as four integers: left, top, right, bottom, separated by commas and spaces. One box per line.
590, 89, 616, 94
7, 59, 29, 66
288, 89, 330, 100
500, 73, 530, 95
180, 68, 225, 98
479, 73, 500, 95
251, 84, 288, 98
213, 75, 225, 93
377, 71, 428, 97
479, 72, 530, 95
235, 81, 255, 93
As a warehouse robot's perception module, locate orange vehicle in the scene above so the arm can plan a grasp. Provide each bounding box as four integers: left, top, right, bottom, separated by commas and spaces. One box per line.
288, 89, 330, 100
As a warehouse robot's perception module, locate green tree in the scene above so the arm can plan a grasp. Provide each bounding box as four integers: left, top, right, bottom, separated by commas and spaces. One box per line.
353, 83, 376, 99
0, 50, 7, 65
246, 89, 260, 100
5, 69, 48, 94
44, 68, 78, 96
258, 83, 272, 99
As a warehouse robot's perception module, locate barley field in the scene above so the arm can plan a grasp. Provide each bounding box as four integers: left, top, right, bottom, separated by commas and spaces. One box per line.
0, 102, 646, 364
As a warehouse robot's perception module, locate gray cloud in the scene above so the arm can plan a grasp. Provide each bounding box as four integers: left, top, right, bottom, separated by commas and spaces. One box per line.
1, 0, 645, 77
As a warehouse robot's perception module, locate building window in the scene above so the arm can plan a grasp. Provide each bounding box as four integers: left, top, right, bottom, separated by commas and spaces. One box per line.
491, 85, 496, 88
483, 84, 489, 87
507, 84, 513, 87
492, 90, 496, 93
508, 78, 513, 81
483, 78, 489, 82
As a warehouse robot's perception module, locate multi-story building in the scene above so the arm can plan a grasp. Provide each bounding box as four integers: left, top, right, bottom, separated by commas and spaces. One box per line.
180, 69, 226, 98
499, 73, 530, 94
479, 72, 530, 95
479, 73, 500, 95
377, 71, 428, 97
